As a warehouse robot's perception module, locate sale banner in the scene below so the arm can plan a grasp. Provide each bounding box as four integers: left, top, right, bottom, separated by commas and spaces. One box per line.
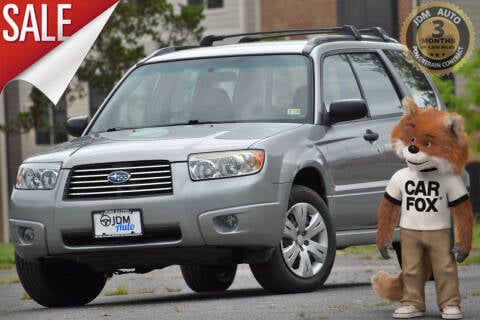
0, 0, 119, 104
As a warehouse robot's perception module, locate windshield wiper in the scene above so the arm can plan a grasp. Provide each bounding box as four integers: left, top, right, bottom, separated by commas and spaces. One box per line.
187, 120, 214, 125
100, 121, 237, 132
157, 120, 234, 126
105, 126, 138, 132
187, 120, 242, 125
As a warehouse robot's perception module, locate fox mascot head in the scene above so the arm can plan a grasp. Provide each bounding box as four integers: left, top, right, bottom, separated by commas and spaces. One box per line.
390, 97, 469, 175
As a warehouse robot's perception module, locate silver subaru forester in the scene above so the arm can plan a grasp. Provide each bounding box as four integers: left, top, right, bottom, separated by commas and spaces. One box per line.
10, 26, 446, 307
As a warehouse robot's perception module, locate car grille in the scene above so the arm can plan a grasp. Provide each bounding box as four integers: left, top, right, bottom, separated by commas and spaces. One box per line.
64, 161, 173, 200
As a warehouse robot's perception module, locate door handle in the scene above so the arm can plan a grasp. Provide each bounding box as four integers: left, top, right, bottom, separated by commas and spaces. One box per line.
363, 129, 379, 142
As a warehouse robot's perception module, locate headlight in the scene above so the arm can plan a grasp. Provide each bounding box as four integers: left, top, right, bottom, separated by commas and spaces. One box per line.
188, 150, 264, 181
15, 163, 62, 190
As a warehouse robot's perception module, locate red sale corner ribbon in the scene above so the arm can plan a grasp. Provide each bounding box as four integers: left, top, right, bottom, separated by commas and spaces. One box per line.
0, 0, 119, 104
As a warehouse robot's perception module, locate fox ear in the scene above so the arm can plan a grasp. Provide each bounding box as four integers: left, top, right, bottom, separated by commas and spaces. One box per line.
402, 97, 419, 116
444, 113, 466, 140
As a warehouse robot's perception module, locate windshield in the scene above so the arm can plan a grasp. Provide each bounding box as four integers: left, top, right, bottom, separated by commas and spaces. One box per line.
89, 55, 312, 133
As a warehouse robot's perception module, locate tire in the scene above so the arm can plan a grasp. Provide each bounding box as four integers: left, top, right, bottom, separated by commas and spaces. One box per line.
15, 253, 106, 307
180, 264, 237, 292
250, 185, 336, 293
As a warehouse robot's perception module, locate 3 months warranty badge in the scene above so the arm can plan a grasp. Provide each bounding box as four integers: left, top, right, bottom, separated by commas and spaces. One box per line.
401, 1, 475, 75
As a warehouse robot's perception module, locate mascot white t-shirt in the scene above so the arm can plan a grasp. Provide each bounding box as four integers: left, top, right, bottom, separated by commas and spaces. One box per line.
385, 167, 469, 231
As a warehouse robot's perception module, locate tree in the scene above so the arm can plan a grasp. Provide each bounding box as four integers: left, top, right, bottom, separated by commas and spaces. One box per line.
432, 48, 480, 157
76, 0, 204, 102
1, 0, 204, 134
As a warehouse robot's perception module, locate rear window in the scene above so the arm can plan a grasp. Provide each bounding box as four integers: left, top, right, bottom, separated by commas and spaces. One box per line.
348, 52, 402, 117
384, 50, 437, 108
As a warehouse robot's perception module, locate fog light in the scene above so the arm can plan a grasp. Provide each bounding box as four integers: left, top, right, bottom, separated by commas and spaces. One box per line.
22, 227, 35, 242
216, 214, 239, 231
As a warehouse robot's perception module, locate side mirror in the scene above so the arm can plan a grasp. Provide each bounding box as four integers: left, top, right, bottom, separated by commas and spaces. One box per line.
66, 116, 89, 137
327, 99, 368, 125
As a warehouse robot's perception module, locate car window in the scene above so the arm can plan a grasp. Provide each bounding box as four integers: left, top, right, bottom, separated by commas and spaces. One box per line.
90, 55, 312, 133
322, 54, 362, 111
348, 53, 402, 117
384, 50, 437, 108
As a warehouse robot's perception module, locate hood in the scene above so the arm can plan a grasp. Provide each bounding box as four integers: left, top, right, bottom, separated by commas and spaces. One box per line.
26, 123, 302, 168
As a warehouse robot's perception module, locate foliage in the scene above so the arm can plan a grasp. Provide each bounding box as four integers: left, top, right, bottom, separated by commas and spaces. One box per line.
0, 243, 15, 270
431, 76, 463, 109
460, 48, 480, 107
76, 0, 204, 99
65, 0, 204, 134
1, 0, 204, 134
431, 49, 480, 157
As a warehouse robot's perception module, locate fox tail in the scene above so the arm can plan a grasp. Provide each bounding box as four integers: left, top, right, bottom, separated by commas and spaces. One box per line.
371, 271, 403, 302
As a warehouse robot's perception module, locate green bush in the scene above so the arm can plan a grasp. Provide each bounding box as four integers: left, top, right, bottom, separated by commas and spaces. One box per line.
0, 243, 15, 269
431, 48, 480, 158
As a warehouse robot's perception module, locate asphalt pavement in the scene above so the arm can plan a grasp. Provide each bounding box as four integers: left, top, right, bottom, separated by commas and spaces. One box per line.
0, 251, 479, 320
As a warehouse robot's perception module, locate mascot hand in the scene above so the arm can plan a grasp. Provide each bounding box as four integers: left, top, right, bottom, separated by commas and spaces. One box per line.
379, 241, 393, 260
451, 244, 469, 263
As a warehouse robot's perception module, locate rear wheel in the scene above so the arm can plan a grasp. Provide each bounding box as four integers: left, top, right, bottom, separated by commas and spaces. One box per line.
180, 264, 237, 292
15, 253, 106, 307
250, 185, 336, 293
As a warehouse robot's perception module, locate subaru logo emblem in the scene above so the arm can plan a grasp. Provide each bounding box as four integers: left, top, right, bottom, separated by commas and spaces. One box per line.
107, 171, 131, 184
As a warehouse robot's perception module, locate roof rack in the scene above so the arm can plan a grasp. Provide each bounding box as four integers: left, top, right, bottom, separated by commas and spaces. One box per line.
199, 25, 362, 46
137, 45, 201, 64
199, 25, 398, 47
143, 26, 397, 63
301, 26, 397, 54
358, 27, 396, 42
150, 45, 201, 57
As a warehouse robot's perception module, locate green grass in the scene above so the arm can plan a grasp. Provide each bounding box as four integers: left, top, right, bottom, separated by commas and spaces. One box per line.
104, 285, 129, 296
134, 288, 155, 294
343, 222, 480, 265
342, 244, 377, 259
460, 221, 480, 265
21, 291, 30, 300
0, 243, 15, 270
0, 275, 20, 285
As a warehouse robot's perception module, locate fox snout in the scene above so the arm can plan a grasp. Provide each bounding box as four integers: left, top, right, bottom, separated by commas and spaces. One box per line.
408, 145, 419, 154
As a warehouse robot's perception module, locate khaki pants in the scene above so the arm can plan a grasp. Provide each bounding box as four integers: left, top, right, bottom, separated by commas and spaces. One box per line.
400, 228, 460, 310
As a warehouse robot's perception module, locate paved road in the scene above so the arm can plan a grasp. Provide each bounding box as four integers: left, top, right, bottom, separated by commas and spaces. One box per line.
1, 251, 479, 320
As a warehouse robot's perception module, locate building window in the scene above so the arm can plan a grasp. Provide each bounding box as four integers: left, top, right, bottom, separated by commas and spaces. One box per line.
33, 90, 68, 145
188, 0, 223, 9
337, 0, 398, 39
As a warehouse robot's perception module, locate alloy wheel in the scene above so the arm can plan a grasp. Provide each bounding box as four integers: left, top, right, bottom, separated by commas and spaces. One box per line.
281, 202, 329, 278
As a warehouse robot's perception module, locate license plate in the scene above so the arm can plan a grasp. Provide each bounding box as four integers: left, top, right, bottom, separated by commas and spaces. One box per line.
92, 209, 143, 238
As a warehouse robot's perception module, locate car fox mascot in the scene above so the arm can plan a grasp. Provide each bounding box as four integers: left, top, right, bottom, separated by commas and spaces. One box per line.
371, 97, 474, 319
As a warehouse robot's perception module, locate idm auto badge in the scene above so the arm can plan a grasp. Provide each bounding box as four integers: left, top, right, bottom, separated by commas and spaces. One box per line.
401, 1, 475, 75
108, 171, 131, 184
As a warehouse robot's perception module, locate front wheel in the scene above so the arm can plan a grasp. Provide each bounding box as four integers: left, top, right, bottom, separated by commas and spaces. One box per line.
15, 253, 106, 307
250, 185, 336, 293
